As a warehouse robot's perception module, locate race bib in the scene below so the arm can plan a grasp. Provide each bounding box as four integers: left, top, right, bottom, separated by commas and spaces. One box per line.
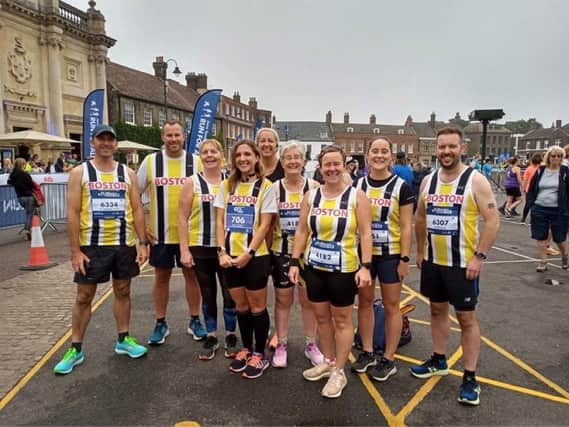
308, 239, 341, 270
226, 205, 255, 233
279, 208, 300, 234
427, 205, 459, 235
372, 221, 389, 245
91, 190, 126, 220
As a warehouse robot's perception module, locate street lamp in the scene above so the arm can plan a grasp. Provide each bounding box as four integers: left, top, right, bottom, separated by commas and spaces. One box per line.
163, 58, 182, 120
468, 109, 505, 159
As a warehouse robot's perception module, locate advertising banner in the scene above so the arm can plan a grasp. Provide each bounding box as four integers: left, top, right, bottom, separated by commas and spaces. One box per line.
82, 89, 105, 160
187, 89, 222, 154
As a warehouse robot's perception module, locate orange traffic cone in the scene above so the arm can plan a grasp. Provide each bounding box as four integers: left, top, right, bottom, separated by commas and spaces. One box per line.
20, 214, 57, 271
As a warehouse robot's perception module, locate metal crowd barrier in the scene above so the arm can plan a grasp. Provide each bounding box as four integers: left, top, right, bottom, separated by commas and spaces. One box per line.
39, 183, 68, 231
0, 185, 27, 229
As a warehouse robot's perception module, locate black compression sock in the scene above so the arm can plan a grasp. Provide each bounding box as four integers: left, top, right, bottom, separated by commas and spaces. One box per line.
118, 332, 128, 342
433, 352, 446, 361
156, 317, 166, 324
463, 370, 476, 381
71, 342, 82, 353
237, 310, 254, 351
252, 309, 270, 354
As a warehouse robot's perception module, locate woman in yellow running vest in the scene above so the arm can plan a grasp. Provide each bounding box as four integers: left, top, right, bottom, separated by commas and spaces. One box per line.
214, 139, 277, 379
269, 141, 323, 369
289, 145, 372, 399
178, 139, 238, 361
352, 137, 414, 382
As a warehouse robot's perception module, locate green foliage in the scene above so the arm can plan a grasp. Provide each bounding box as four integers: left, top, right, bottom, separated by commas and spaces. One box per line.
113, 121, 162, 148
504, 118, 543, 134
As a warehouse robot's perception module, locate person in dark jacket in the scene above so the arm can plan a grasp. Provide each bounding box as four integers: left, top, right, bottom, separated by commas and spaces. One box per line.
525, 146, 569, 272
7, 157, 36, 239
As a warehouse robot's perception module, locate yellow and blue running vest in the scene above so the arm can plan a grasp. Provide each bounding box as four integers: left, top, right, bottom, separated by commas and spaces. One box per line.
79, 161, 135, 247
421, 167, 478, 268
304, 185, 359, 273
188, 173, 219, 247
220, 178, 274, 257
271, 178, 313, 256
138, 150, 201, 244
356, 175, 405, 257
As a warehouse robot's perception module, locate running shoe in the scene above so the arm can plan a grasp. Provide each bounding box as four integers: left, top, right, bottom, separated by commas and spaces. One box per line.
563, 255, 569, 270
199, 335, 219, 361
114, 336, 148, 358
350, 351, 377, 373
148, 321, 170, 345
224, 334, 239, 358
545, 246, 560, 256
498, 205, 505, 216
458, 378, 481, 406
321, 368, 347, 398
368, 358, 397, 382
304, 342, 324, 366
410, 355, 449, 378
536, 263, 548, 272
504, 208, 512, 218
272, 343, 288, 368
229, 348, 250, 373
242, 352, 270, 379
187, 318, 207, 341
53, 347, 84, 375
303, 360, 335, 381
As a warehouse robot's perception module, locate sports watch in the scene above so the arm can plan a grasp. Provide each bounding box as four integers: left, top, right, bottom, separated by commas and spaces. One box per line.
400, 256, 410, 263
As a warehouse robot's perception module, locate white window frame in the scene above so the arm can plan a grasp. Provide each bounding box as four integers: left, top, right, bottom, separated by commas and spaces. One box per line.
225, 104, 230, 116
159, 110, 166, 128
350, 142, 355, 152
171, 112, 179, 122
231, 105, 235, 117
392, 143, 397, 153
124, 102, 135, 125
398, 129, 405, 135
143, 109, 153, 127
408, 144, 413, 154
373, 128, 380, 134
536, 141, 541, 150
347, 127, 354, 133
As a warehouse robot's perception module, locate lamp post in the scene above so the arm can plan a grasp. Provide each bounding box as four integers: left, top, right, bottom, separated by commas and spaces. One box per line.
468, 109, 505, 159
163, 58, 182, 121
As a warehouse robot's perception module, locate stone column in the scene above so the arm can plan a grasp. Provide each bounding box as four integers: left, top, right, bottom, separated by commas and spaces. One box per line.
45, 26, 65, 136
92, 48, 108, 122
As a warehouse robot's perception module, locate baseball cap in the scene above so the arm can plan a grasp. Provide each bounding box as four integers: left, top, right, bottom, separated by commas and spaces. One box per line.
92, 124, 117, 139
396, 151, 406, 159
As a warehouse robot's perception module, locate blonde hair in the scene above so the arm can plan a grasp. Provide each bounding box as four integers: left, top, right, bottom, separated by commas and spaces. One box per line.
255, 128, 280, 146
544, 145, 565, 167
13, 157, 26, 171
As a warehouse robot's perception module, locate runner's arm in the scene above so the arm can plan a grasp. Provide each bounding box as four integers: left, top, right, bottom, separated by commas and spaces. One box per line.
356, 189, 372, 263
414, 177, 428, 267
473, 172, 500, 254
67, 165, 84, 256
289, 193, 310, 285
128, 168, 147, 243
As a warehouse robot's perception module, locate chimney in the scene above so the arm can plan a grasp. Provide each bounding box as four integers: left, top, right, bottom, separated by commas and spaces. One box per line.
556, 119, 562, 128
196, 73, 208, 91
326, 110, 332, 125
405, 115, 413, 127
272, 115, 276, 125
248, 97, 258, 109
370, 114, 376, 125
233, 91, 241, 103
185, 72, 198, 90
344, 112, 349, 124
152, 56, 167, 80
430, 112, 436, 129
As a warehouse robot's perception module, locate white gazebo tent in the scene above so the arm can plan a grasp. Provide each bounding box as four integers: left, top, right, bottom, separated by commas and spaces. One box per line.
0, 130, 76, 159
117, 140, 159, 166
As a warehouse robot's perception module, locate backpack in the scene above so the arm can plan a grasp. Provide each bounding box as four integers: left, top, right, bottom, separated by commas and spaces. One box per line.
354, 299, 415, 354
32, 181, 45, 207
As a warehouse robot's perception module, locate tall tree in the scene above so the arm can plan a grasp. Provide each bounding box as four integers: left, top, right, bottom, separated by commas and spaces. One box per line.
504, 118, 543, 134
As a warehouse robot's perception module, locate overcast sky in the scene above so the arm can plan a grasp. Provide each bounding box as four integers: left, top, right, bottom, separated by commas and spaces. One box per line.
68, 0, 569, 126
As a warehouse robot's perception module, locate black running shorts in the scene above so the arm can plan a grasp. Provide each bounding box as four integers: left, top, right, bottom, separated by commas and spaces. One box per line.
302, 265, 357, 307
73, 246, 139, 284
222, 255, 271, 291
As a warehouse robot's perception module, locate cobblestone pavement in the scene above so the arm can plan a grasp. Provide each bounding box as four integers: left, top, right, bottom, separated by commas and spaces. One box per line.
0, 262, 111, 399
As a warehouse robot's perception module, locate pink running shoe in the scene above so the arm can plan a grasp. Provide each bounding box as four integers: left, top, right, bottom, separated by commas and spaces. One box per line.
304, 342, 324, 366
272, 343, 288, 368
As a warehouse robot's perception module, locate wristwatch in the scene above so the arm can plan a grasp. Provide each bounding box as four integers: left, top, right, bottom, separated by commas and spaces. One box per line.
361, 262, 372, 270
140, 240, 150, 246
474, 251, 487, 260
247, 247, 256, 256
217, 246, 226, 254
400, 256, 410, 263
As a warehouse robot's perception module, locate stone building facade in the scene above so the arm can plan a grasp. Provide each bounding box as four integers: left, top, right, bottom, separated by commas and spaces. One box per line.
0, 0, 115, 160
518, 120, 569, 159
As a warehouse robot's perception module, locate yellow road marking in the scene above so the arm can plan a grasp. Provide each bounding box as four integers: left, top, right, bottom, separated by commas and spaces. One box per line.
394, 347, 463, 424
349, 352, 398, 427
400, 294, 415, 306
0, 286, 115, 411
175, 422, 200, 427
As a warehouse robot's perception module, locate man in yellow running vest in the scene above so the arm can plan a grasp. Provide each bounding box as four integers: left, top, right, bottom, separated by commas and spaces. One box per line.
137, 119, 206, 345
412, 127, 500, 406
54, 124, 149, 375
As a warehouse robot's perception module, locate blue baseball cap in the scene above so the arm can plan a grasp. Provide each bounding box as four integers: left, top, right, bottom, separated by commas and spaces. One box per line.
92, 124, 117, 139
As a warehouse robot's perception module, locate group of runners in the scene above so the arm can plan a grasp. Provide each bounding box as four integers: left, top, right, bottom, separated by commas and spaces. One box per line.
53, 120, 502, 407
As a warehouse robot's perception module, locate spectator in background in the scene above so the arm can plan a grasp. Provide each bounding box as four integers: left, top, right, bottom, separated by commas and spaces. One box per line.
392, 152, 413, 186
1, 158, 13, 174
503, 157, 523, 218
8, 158, 36, 240
346, 159, 360, 183
521, 153, 543, 223
45, 157, 57, 174
482, 159, 492, 180
55, 153, 65, 173
411, 161, 430, 212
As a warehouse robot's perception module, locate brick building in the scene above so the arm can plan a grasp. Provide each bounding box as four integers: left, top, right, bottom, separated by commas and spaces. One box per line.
518, 120, 569, 158
328, 111, 418, 163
